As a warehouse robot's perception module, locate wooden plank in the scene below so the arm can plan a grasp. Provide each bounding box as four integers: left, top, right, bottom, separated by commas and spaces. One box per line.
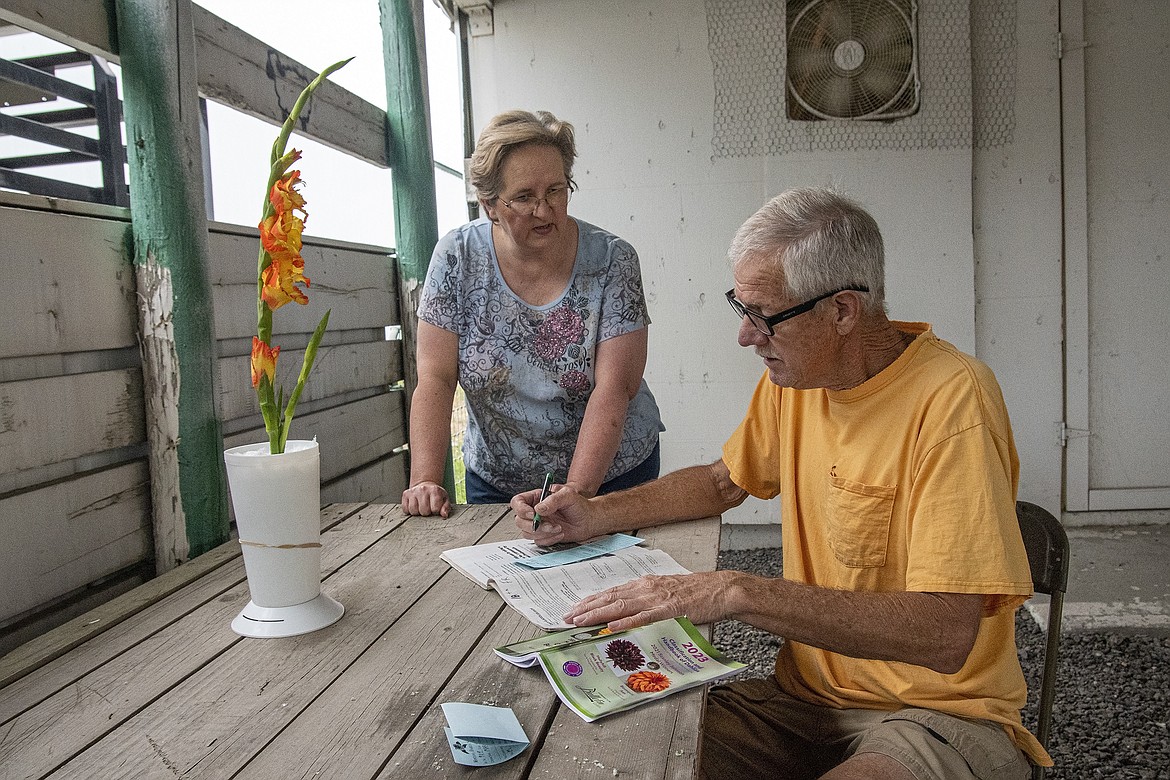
0, 504, 365, 707
0, 0, 117, 60
320, 451, 408, 506
223, 392, 406, 483
373, 511, 558, 777
209, 218, 395, 255
639, 515, 723, 582
376, 606, 557, 779
0, 189, 129, 220
191, 3, 390, 168
208, 225, 397, 286
0, 4, 390, 167
208, 229, 398, 339
0, 369, 145, 478
238, 509, 554, 779
525, 516, 723, 779
32, 506, 506, 779
1, 205, 135, 360
1, 346, 140, 386
216, 340, 401, 423
0, 503, 410, 778
0, 563, 149, 659
0, 461, 150, 624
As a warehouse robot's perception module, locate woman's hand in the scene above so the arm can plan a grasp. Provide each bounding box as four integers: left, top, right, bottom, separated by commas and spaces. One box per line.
401, 480, 450, 517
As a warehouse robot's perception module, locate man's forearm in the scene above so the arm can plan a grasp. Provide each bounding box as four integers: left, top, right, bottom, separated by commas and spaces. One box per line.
593, 460, 747, 533
724, 572, 983, 674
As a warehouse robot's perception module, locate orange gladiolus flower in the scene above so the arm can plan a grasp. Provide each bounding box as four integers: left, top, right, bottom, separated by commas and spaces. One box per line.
270, 168, 307, 215
250, 337, 280, 388
258, 169, 311, 310
260, 252, 310, 308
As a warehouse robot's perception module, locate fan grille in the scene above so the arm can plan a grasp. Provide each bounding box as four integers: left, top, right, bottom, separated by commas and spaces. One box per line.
786, 0, 920, 121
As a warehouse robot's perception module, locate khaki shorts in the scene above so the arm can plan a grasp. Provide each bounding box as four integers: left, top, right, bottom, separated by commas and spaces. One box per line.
699, 677, 1032, 780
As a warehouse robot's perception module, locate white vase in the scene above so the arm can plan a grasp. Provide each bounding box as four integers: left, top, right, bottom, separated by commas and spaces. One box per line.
223, 439, 344, 638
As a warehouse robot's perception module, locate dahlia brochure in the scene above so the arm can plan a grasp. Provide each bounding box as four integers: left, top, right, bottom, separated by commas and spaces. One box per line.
495, 617, 745, 722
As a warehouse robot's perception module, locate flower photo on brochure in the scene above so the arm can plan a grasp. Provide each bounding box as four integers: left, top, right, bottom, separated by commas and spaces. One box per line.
626, 670, 671, 694
250, 57, 351, 454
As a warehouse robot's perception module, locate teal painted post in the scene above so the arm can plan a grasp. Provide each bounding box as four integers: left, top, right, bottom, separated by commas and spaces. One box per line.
115, 0, 229, 569
380, 0, 456, 495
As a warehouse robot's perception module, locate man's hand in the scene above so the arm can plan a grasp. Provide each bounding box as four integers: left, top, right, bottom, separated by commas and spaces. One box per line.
510, 482, 602, 544
563, 571, 734, 633
401, 481, 450, 518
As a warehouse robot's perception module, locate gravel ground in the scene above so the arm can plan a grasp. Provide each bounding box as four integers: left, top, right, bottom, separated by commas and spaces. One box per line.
714, 548, 1170, 779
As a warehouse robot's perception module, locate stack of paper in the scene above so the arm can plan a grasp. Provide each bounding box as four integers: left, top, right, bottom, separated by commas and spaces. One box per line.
440, 534, 690, 630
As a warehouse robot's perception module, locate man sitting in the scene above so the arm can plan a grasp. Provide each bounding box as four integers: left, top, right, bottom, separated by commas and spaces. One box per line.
512, 187, 1050, 779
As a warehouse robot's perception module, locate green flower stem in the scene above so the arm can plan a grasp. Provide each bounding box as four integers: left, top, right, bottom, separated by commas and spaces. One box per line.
258, 375, 280, 451
268, 58, 352, 169
278, 310, 331, 453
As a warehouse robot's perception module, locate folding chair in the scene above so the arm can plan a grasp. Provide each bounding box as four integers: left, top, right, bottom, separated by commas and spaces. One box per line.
1015, 501, 1070, 780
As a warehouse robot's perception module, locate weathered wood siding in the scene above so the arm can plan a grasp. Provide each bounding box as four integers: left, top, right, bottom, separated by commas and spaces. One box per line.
0, 196, 406, 649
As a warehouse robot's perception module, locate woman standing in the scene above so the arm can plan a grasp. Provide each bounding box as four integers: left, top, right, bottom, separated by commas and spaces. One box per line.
401, 110, 663, 517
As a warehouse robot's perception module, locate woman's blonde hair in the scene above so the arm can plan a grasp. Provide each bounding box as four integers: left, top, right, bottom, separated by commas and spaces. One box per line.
469, 110, 577, 203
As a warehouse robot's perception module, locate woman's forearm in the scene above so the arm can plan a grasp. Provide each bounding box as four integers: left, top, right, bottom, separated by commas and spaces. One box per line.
566, 384, 631, 496
407, 377, 457, 486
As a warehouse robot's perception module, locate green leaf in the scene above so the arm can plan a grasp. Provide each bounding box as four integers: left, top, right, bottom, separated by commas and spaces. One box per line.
278, 310, 331, 453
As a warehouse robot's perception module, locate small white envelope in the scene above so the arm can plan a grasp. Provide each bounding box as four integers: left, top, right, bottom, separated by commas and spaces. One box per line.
440, 702, 530, 766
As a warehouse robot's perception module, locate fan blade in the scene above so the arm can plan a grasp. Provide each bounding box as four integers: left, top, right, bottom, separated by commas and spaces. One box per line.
817, 74, 857, 116
787, 46, 837, 80
814, 0, 855, 44
857, 4, 912, 50
857, 63, 908, 100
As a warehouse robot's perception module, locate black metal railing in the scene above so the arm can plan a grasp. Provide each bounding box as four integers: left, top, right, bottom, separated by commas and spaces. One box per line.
0, 50, 128, 206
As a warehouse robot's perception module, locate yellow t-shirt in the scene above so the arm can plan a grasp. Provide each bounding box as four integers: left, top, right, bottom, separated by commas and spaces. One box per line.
722, 323, 1049, 765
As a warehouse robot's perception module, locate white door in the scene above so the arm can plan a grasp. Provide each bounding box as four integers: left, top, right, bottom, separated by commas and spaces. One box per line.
1061, 0, 1170, 513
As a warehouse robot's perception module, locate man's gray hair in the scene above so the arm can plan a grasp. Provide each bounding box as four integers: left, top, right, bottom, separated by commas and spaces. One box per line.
728, 187, 886, 312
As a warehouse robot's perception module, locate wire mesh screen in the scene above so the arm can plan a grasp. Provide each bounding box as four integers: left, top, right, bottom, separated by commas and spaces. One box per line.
971, 0, 1018, 149
705, 0, 1017, 157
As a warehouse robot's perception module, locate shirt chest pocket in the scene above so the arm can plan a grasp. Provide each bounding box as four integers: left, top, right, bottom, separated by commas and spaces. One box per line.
826, 474, 896, 568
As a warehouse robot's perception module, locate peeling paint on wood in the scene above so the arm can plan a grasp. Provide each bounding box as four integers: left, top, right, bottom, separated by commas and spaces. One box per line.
135, 258, 187, 570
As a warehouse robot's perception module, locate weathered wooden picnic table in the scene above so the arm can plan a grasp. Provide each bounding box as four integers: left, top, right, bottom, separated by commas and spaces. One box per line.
0, 503, 722, 779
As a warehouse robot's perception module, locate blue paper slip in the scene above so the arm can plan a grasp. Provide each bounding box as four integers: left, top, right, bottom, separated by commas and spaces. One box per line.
441, 702, 529, 766
515, 533, 644, 569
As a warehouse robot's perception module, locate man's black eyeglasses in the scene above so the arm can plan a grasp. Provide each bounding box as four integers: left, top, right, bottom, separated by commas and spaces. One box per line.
725, 286, 870, 336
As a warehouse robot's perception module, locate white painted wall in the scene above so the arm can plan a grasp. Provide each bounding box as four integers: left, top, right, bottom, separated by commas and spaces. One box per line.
972, 1, 1064, 514
463, 0, 1065, 531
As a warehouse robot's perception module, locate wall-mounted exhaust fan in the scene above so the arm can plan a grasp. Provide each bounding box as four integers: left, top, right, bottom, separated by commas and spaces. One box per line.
786, 0, 920, 121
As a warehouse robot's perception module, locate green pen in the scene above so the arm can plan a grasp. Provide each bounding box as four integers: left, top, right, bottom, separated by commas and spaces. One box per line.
532, 471, 553, 531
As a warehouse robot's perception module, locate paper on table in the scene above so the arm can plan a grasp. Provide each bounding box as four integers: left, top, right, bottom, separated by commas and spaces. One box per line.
440, 534, 643, 589
491, 547, 690, 630
440, 702, 529, 767
514, 533, 643, 569
494, 623, 613, 668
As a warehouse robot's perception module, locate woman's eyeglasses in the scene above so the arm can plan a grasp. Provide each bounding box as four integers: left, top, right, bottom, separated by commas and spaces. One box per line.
500, 185, 573, 216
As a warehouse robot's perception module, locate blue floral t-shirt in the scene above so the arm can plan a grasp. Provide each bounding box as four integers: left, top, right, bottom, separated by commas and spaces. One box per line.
418, 217, 664, 494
